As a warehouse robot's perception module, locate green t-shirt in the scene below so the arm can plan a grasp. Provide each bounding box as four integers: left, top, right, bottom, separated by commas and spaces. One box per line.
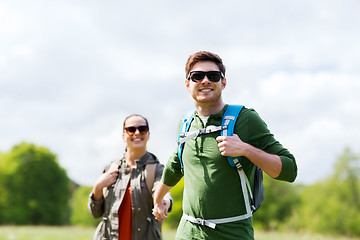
162, 105, 297, 240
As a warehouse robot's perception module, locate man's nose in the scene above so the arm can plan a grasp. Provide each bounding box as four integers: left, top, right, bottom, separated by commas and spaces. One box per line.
201, 75, 211, 83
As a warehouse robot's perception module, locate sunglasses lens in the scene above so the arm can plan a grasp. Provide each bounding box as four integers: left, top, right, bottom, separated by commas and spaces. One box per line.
191, 72, 205, 81
125, 127, 136, 135
138, 126, 149, 134
207, 72, 221, 82
125, 126, 149, 135
189, 71, 222, 82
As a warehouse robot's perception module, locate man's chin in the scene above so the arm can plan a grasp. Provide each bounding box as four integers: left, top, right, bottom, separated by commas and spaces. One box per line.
195, 96, 216, 103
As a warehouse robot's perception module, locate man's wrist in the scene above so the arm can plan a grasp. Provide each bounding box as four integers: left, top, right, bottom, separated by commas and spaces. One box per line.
242, 142, 255, 159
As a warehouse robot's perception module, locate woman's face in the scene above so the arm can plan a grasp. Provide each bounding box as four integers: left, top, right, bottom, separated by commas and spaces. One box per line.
122, 115, 149, 150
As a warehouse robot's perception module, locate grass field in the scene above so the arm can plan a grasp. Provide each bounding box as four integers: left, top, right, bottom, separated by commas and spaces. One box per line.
0, 226, 359, 240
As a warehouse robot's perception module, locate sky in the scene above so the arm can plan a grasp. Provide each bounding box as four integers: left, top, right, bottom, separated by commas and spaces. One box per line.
1, 0, 359, 186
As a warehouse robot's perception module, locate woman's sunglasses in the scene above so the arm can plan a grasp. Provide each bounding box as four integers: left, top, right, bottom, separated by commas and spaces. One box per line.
124, 125, 149, 136
187, 71, 224, 82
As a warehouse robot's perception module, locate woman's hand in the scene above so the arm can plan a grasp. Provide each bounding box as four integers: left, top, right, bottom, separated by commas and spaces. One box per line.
153, 198, 170, 221
92, 169, 119, 201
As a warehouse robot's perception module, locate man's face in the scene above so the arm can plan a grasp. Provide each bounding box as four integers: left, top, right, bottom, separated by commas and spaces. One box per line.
185, 61, 226, 104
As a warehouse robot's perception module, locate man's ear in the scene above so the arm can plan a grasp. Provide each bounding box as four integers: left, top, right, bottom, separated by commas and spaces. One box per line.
221, 77, 227, 89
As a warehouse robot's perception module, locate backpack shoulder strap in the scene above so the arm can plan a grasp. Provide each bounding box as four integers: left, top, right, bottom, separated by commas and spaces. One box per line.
221, 105, 264, 213
177, 108, 195, 173
102, 162, 120, 198
221, 105, 244, 167
145, 163, 156, 196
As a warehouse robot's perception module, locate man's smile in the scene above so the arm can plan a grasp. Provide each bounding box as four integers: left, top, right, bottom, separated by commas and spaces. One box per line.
199, 88, 213, 92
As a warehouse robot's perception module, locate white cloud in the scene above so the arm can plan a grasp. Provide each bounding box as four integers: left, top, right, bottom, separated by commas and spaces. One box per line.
1, 0, 360, 186
245, 72, 360, 183
0, 3, 22, 37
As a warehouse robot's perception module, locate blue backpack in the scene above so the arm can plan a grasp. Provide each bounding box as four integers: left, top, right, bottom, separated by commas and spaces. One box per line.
177, 105, 264, 213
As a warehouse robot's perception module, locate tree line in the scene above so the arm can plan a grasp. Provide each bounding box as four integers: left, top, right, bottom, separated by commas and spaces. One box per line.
0, 142, 359, 237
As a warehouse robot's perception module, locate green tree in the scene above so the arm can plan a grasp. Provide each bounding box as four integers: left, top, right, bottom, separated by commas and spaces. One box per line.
253, 174, 300, 230
70, 186, 100, 226
296, 148, 360, 236
0, 142, 71, 225
0, 149, 17, 223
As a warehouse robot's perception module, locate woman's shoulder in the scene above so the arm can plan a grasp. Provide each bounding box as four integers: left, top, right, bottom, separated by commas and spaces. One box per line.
102, 156, 125, 172
145, 152, 160, 164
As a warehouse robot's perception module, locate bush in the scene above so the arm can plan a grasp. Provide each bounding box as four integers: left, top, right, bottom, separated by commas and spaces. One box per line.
0, 142, 71, 225
70, 186, 101, 227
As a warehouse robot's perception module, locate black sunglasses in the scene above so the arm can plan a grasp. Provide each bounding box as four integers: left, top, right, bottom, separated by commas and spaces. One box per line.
124, 125, 149, 136
187, 71, 225, 82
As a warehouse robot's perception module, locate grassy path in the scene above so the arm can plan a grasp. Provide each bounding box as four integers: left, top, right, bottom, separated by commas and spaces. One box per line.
0, 226, 359, 240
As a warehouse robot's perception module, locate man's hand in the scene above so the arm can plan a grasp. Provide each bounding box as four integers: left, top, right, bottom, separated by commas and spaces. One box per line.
153, 182, 173, 221
153, 198, 170, 221
217, 134, 283, 178
216, 134, 249, 157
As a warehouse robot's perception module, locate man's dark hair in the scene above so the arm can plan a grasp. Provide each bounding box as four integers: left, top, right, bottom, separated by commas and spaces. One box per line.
185, 51, 226, 78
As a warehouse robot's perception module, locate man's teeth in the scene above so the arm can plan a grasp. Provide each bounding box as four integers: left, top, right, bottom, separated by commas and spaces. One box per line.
200, 89, 212, 92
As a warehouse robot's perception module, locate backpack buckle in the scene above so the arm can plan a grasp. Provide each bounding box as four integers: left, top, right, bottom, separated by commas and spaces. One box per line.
194, 218, 206, 226
233, 158, 242, 170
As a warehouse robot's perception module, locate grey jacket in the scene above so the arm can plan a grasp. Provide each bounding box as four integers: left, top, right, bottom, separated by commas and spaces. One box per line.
88, 152, 172, 240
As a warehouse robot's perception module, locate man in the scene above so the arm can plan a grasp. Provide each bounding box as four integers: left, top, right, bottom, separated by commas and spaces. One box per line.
153, 51, 297, 239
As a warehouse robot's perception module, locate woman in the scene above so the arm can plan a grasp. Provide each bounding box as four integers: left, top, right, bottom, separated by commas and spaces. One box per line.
88, 114, 172, 240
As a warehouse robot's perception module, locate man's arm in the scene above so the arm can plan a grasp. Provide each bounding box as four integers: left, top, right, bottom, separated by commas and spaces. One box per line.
153, 182, 173, 221
216, 134, 282, 178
